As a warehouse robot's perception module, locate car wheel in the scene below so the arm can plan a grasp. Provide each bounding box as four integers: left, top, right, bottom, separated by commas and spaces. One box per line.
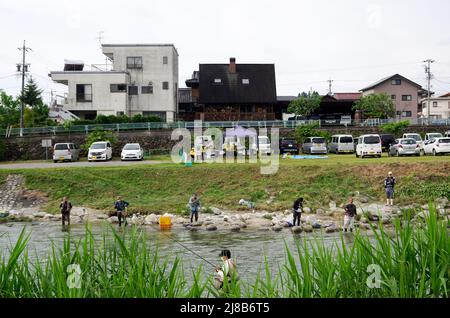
396, 151, 400, 157
53, 160, 58, 163
433, 149, 438, 156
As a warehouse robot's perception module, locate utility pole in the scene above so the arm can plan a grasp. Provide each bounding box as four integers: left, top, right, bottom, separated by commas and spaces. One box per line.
17, 40, 32, 137
327, 79, 333, 95
423, 59, 435, 125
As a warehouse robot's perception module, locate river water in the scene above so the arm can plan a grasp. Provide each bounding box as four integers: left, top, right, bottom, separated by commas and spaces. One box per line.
0, 222, 361, 282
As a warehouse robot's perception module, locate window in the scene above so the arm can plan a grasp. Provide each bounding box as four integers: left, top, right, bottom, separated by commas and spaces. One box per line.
402, 111, 412, 117
213, 78, 222, 84
143, 111, 166, 121
391, 79, 402, 85
433, 101, 438, 107
127, 56, 143, 69
242, 79, 250, 85
128, 85, 138, 95
76, 84, 92, 102
162, 82, 169, 90
142, 85, 153, 94
116, 111, 124, 116
163, 56, 168, 64
391, 95, 396, 100
110, 84, 127, 93
401, 95, 412, 101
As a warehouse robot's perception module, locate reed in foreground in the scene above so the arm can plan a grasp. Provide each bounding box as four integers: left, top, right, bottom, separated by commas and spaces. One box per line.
0, 205, 448, 298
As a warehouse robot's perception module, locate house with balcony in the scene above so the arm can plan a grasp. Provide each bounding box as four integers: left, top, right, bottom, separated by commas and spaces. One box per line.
49, 44, 179, 122
181, 58, 277, 121
359, 74, 428, 122
421, 93, 450, 119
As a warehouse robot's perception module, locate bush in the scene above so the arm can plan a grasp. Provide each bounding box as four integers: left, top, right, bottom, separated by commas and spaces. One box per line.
82, 129, 117, 150
295, 123, 332, 143
72, 114, 162, 126
380, 120, 410, 137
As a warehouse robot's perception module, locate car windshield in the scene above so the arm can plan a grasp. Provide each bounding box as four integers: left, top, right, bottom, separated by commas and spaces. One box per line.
439, 139, 450, 144
340, 137, 353, 143
91, 143, 106, 149
124, 144, 140, 150
405, 135, 421, 141
401, 139, 416, 145
312, 138, 325, 144
282, 139, 296, 144
364, 136, 380, 144
54, 144, 68, 150
429, 134, 443, 138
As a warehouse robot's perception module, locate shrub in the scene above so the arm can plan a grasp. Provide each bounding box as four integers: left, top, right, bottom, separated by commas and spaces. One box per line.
81, 129, 117, 151
295, 123, 332, 143
380, 120, 410, 137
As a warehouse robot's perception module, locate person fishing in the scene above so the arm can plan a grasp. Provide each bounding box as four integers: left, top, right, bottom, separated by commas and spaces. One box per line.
114, 196, 129, 227
188, 193, 201, 223
343, 197, 357, 233
60, 196, 73, 228
384, 171, 396, 206
292, 197, 303, 226
215, 249, 238, 290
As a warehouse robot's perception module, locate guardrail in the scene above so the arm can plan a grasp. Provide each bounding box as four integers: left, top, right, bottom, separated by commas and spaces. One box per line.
1, 118, 449, 138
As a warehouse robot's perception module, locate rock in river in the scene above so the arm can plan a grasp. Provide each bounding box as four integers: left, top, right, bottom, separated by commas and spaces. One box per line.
206, 225, 217, 231
291, 226, 302, 234
272, 225, 283, 232
230, 226, 241, 232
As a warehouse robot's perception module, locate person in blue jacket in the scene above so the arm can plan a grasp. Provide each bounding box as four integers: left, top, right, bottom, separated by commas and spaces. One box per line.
114, 196, 129, 227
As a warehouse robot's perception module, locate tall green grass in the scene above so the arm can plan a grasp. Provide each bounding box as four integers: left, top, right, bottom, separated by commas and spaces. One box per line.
0, 205, 448, 298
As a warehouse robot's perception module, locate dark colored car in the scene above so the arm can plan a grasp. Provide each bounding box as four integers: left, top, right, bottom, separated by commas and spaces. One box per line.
280, 138, 299, 154
380, 134, 395, 152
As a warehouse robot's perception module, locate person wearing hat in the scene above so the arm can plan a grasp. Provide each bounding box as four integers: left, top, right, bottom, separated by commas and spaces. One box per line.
384, 171, 396, 206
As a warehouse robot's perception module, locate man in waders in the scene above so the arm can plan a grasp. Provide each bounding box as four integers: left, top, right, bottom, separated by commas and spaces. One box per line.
292, 197, 303, 226
215, 249, 238, 290
384, 171, 396, 206
343, 197, 357, 232
188, 193, 201, 223
114, 196, 129, 227
60, 196, 73, 228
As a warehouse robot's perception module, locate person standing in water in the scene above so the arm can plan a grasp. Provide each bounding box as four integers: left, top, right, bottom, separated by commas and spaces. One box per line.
384, 171, 396, 206
60, 196, 73, 228
292, 197, 303, 226
215, 249, 238, 290
343, 197, 357, 233
188, 193, 201, 223
114, 196, 129, 227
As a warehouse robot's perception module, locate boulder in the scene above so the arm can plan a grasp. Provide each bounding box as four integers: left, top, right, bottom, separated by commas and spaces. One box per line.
206, 225, 218, 231
304, 216, 317, 225
108, 216, 119, 224
223, 215, 229, 222
302, 224, 313, 233
303, 207, 311, 214
329, 201, 337, 209
312, 223, 322, 229
211, 207, 223, 215
203, 221, 214, 226
272, 225, 283, 232
192, 221, 203, 227
258, 227, 270, 232
359, 196, 369, 203
330, 207, 345, 214
33, 212, 46, 218
144, 214, 159, 225
316, 209, 325, 215
291, 226, 302, 234
325, 210, 334, 217
230, 226, 241, 232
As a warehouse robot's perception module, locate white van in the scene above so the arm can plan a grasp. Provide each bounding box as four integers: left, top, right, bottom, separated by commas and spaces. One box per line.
88, 141, 112, 161
258, 136, 271, 156
403, 133, 424, 150
329, 135, 354, 154
356, 135, 382, 158
445, 131, 450, 138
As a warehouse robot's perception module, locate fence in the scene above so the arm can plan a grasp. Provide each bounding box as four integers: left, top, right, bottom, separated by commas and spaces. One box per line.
1, 118, 449, 138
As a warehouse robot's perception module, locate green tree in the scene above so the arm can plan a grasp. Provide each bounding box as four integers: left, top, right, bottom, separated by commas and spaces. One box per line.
0, 91, 21, 129
20, 77, 43, 108
287, 91, 322, 118
295, 123, 331, 143
82, 129, 117, 151
380, 120, 410, 137
353, 93, 395, 119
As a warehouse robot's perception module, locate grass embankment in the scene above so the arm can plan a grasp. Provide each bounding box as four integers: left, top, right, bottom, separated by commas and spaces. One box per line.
0, 208, 448, 298
0, 155, 449, 214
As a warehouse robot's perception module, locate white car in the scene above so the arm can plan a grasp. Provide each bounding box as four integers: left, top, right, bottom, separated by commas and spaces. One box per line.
121, 143, 144, 161
356, 135, 382, 158
88, 141, 112, 161
403, 133, 424, 151
425, 133, 443, 142
423, 138, 450, 156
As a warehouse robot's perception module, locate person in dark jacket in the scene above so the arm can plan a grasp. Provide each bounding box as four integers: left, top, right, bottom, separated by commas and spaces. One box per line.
384, 171, 396, 206
114, 196, 129, 227
60, 196, 73, 227
343, 197, 357, 232
188, 193, 201, 223
292, 197, 303, 226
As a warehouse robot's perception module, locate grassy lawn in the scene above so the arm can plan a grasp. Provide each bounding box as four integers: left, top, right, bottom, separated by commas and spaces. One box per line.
0, 154, 449, 214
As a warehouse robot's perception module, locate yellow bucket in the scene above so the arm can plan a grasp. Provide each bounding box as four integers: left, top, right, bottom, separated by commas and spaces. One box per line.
159, 215, 172, 230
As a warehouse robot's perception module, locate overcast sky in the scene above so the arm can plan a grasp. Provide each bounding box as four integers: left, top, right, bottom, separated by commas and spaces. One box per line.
1, 0, 450, 103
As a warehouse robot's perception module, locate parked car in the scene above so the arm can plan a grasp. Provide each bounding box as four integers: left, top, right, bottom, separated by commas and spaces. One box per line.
280, 138, 299, 154
121, 143, 144, 161
328, 135, 354, 154
425, 132, 443, 142
403, 133, 424, 152
445, 131, 450, 138
88, 141, 112, 162
53, 143, 80, 163
379, 134, 395, 152
388, 138, 420, 157
258, 136, 271, 156
423, 138, 450, 156
302, 137, 327, 154
355, 135, 382, 158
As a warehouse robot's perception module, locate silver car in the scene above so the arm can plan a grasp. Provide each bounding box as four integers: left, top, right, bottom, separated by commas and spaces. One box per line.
388, 138, 420, 157
53, 143, 80, 162
302, 137, 327, 154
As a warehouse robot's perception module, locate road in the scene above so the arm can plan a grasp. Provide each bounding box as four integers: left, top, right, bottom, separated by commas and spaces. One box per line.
0, 159, 172, 170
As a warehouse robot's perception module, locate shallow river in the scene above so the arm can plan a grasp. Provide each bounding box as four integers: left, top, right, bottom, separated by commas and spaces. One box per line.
0, 222, 362, 282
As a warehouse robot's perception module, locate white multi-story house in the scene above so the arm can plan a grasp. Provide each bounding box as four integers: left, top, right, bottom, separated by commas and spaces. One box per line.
50, 44, 179, 122
421, 93, 450, 119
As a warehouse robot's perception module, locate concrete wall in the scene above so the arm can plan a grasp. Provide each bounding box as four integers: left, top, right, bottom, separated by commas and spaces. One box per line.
3, 125, 449, 161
